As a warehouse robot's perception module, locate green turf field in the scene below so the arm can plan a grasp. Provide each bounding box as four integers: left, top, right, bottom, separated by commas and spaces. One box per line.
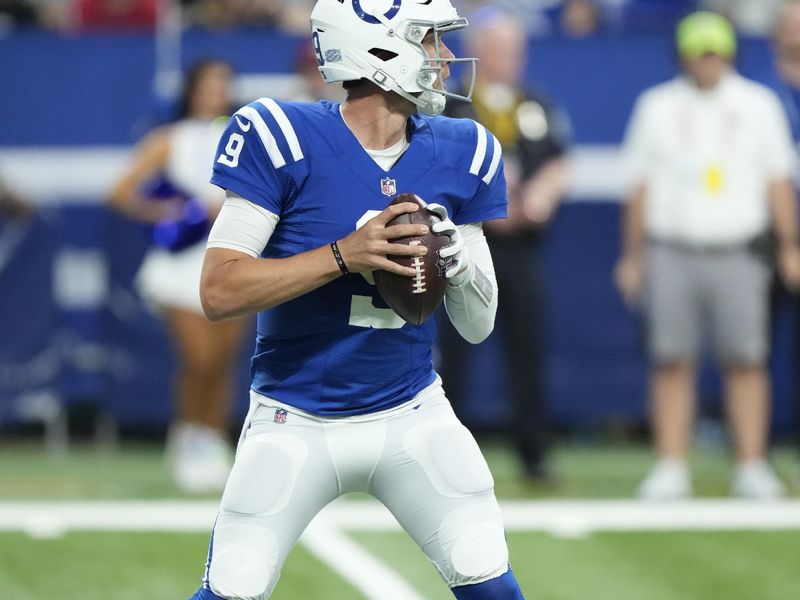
0, 440, 797, 499
354, 530, 800, 600
1, 529, 799, 600
0, 531, 361, 600
1, 441, 798, 599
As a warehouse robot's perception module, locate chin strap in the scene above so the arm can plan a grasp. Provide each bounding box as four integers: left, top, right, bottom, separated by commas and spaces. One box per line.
416, 89, 447, 116
374, 67, 446, 115
384, 82, 446, 116
343, 49, 447, 116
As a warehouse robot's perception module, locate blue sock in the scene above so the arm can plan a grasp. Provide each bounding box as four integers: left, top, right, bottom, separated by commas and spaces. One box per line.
452, 569, 525, 600
187, 586, 225, 600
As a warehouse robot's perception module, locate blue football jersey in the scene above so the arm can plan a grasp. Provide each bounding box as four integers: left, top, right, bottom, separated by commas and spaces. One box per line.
211, 99, 507, 416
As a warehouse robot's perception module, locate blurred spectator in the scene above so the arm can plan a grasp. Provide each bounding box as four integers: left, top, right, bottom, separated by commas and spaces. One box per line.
0, 0, 39, 31
561, 0, 601, 37
439, 6, 571, 484
109, 59, 249, 494
770, 0, 800, 137
181, 0, 279, 29
73, 0, 157, 30
0, 176, 35, 284
35, 1, 72, 30
702, 0, 783, 36
276, 0, 314, 33
769, 0, 800, 479
181, 0, 312, 33
456, 0, 602, 36
456, 0, 698, 35
616, 12, 800, 500
455, 0, 558, 36
561, 0, 693, 36
0, 176, 34, 221
614, 0, 698, 30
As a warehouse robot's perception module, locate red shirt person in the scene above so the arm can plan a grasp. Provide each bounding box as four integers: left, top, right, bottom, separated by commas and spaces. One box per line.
76, 0, 156, 30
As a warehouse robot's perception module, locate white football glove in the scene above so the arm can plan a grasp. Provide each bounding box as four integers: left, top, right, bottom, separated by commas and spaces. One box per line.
427, 203, 470, 280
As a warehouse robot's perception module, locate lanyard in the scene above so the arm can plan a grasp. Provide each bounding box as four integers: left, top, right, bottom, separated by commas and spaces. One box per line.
675, 89, 737, 197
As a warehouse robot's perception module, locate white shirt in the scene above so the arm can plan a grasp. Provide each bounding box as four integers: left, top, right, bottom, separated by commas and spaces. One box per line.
364, 135, 409, 172
623, 72, 795, 245
167, 118, 227, 208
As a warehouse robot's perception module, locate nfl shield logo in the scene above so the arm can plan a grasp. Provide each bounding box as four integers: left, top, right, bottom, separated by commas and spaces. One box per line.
274, 409, 288, 424
381, 178, 396, 197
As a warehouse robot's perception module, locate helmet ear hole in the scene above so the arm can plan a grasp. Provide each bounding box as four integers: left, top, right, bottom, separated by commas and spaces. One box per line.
368, 48, 399, 61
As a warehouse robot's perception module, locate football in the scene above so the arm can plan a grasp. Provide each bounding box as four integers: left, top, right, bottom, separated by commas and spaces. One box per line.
374, 193, 452, 326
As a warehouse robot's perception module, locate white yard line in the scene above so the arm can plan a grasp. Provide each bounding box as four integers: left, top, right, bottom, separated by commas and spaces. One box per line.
4, 499, 800, 600
302, 521, 428, 600
2, 499, 800, 536
0, 500, 219, 537
498, 499, 800, 537
319, 499, 800, 537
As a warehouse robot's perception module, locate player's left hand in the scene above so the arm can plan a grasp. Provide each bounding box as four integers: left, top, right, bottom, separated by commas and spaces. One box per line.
427, 203, 468, 279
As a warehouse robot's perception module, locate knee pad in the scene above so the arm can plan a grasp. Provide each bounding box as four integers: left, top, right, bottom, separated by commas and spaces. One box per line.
438, 503, 509, 586
208, 523, 279, 600
452, 569, 526, 600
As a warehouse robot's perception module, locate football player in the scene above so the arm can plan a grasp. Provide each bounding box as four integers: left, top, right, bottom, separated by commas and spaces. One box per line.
189, 1, 524, 599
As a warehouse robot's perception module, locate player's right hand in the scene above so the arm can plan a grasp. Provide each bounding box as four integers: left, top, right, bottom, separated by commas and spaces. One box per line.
778, 243, 800, 292
337, 202, 429, 277
614, 253, 645, 307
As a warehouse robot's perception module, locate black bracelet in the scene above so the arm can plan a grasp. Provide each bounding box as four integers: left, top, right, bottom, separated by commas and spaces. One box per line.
330, 241, 349, 274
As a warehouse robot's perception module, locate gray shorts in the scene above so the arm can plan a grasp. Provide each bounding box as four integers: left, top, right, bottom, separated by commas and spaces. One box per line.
644, 242, 771, 366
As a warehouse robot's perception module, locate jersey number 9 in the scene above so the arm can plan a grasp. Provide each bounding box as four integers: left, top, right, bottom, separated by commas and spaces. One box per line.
218, 133, 245, 168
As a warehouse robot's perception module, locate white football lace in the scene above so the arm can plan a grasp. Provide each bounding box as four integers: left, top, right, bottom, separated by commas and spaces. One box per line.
409, 241, 427, 294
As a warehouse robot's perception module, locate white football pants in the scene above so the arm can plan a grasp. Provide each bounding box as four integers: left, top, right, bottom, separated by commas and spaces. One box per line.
203, 378, 510, 600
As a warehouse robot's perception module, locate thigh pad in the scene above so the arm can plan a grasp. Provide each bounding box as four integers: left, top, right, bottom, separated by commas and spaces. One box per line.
402, 415, 494, 498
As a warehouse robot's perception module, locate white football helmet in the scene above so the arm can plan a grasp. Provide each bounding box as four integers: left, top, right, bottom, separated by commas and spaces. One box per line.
310, 0, 477, 116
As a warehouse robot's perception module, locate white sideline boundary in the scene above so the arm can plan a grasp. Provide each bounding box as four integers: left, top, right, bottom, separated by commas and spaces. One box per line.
2, 498, 800, 537
3, 499, 800, 600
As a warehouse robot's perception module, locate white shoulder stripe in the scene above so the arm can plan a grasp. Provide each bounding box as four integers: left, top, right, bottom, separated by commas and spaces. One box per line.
482, 135, 502, 184
237, 106, 286, 169
258, 98, 304, 162
469, 121, 487, 176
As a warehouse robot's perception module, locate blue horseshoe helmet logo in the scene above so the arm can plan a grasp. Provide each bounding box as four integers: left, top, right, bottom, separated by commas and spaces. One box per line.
352, 0, 402, 24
